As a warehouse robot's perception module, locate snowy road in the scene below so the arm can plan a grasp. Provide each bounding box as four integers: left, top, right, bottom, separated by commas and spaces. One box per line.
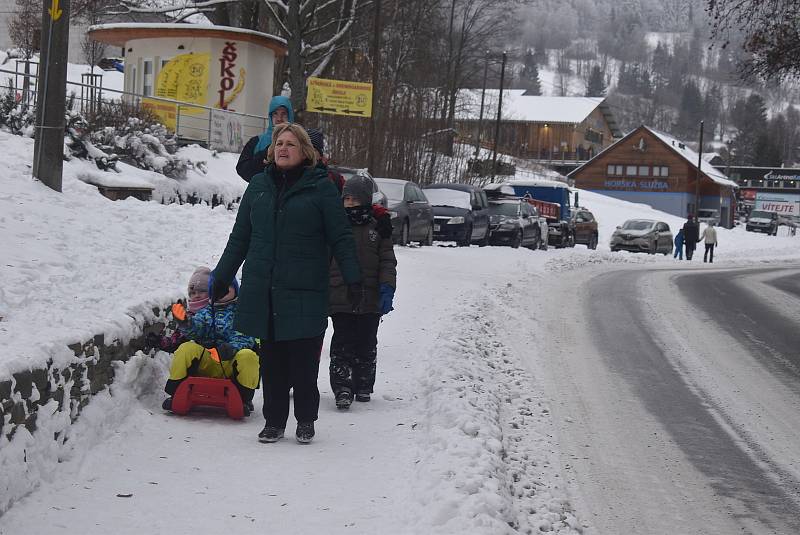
534, 265, 800, 535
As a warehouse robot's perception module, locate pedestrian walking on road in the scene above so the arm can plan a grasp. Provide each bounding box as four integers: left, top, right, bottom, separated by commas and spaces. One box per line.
212, 123, 362, 445
673, 229, 684, 260
682, 215, 700, 261
701, 222, 718, 263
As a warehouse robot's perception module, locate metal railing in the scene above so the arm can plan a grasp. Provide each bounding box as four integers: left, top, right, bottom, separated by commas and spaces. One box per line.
0, 65, 268, 152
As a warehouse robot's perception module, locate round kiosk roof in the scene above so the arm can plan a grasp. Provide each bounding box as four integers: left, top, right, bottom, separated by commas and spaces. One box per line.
88, 23, 288, 55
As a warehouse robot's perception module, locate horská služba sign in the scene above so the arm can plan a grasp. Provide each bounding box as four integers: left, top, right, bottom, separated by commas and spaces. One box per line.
604, 180, 669, 190
306, 77, 373, 118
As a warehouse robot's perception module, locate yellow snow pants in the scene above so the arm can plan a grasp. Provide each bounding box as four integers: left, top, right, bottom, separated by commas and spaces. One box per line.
168, 341, 259, 389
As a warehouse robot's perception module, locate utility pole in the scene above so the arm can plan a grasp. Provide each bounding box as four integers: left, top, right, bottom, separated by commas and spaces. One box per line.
694, 120, 704, 215
33, 0, 71, 192
491, 51, 507, 182
473, 51, 489, 161
366, 0, 382, 174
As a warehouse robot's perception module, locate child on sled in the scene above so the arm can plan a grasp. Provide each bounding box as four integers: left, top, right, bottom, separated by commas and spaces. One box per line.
160, 266, 259, 415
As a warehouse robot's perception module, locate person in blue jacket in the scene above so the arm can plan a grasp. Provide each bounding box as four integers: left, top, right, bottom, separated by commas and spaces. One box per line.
235, 95, 294, 182
673, 228, 684, 260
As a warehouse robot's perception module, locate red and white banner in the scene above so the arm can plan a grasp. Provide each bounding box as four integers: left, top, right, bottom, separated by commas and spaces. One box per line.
755, 192, 800, 216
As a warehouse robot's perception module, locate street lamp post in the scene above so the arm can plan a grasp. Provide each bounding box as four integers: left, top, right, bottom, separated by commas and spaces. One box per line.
490, 51, 507, 182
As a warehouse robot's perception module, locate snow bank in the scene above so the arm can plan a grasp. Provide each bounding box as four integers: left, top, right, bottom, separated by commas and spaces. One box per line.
0, 131, 240, 377
413, 290, 584, 533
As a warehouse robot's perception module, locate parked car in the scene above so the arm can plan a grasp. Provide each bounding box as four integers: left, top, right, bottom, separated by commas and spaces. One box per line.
374, 177, 434, 245
487, 198, 542, 249
570, 208, 599, 250
610, 219, 673, 254
746, 210, 779, 235
329, 165, 387, 207
423, 183, 490, 246
697, 208, 720, 226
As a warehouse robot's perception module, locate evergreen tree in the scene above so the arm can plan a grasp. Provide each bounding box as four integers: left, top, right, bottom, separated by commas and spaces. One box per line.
520, 49, 542, 95
674, 79, 704, 139
586, 65, 606, 97
731, 94, 768, 164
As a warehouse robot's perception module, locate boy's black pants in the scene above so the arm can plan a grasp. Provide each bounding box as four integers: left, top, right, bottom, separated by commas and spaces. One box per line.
259, 334, 324, 427
329, 313, 381, 396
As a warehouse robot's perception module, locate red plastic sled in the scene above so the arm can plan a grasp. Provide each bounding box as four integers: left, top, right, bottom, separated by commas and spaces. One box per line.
171, 377, 244, 420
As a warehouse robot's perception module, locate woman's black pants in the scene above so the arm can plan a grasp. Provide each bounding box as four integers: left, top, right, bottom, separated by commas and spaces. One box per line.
259, 334, 324, 428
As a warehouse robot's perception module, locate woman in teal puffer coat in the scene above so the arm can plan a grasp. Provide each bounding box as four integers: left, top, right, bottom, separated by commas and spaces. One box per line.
212, 123, 362, 445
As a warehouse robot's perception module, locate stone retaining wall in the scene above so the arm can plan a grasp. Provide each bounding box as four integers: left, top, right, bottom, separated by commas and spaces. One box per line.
0, 305, 170, 444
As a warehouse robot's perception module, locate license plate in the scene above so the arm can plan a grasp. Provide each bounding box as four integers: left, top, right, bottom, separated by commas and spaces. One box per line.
434, 225, 441, 231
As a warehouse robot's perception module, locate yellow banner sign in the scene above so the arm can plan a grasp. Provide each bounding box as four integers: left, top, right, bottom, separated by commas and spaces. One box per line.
143, 53, 210, 131
306, 77, 372, 118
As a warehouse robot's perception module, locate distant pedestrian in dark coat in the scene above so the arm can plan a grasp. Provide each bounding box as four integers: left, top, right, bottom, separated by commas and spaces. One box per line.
673, 229, 684, 260
235, 95, 294, 182
682, 215, 700, 260
213, 123, 362, 445
328, 175, 397, 410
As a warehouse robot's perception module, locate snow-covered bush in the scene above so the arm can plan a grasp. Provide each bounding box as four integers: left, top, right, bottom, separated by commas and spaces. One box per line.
84, 100, 204, 179
0, 85, 35, 136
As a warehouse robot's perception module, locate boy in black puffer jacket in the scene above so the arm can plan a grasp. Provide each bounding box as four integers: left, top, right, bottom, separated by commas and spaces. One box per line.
328, 176, 398, 409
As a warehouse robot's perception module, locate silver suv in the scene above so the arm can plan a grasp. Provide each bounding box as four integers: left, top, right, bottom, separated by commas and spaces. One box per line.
746, 210, 778, 235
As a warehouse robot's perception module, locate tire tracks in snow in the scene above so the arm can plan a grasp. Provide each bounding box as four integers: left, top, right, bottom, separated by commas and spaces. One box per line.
411, 283, 584, 534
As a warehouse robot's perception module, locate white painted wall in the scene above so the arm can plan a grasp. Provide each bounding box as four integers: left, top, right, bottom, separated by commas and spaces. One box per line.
124, 35, 274, 118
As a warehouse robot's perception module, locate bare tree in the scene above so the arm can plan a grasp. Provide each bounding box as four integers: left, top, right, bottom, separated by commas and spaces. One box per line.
7, 0, 41, 60
7, 0, 41, 104
706, 0, 800, 80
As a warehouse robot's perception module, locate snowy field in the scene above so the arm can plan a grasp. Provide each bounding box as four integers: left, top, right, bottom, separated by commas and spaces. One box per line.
1, 129, 799, 533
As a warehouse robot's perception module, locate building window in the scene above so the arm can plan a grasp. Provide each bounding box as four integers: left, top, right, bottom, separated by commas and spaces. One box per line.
143, 59, 153, 96
607, 164, 615, 175
659, 166, 669, 177
653, 166, 661, 177
614, 165, 623, 175
626, 165, 637, 176
638, 166, 650, 176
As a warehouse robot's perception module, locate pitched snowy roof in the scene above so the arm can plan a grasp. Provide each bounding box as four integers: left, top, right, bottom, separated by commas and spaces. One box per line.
569, 125, 738, 189
646, 127, 737, 188
455, 90, 606, 124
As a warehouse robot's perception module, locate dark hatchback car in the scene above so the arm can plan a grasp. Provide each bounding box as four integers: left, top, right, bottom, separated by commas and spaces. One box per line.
423, 183, 490, 246
488, 199, 543, 249
571, 208, 599, 250
374, 178, 434, 246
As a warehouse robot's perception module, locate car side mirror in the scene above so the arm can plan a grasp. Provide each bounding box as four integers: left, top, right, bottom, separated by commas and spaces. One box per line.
616, 225, 622, 229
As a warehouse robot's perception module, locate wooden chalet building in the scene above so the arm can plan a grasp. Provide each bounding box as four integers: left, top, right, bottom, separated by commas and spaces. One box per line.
569, 125, 738, 227
454, 91, 622, 161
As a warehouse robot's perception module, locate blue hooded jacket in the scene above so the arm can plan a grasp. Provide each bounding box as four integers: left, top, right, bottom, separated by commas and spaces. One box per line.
254, 95, 295, 154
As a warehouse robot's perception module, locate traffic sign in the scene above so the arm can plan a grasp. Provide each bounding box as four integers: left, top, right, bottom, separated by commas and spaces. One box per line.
306, 77, 372, 118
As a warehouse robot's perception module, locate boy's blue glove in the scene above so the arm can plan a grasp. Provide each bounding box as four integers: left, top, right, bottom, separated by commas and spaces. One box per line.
378, 283, 395, 315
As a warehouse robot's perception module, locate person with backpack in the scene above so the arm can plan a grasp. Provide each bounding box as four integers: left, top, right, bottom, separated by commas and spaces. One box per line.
236, 95, 294, 182
212, 123, 362, 444
328, 176, 398, 409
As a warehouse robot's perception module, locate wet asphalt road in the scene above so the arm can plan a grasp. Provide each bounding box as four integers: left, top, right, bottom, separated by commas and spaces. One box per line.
558, 265, 800, 534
